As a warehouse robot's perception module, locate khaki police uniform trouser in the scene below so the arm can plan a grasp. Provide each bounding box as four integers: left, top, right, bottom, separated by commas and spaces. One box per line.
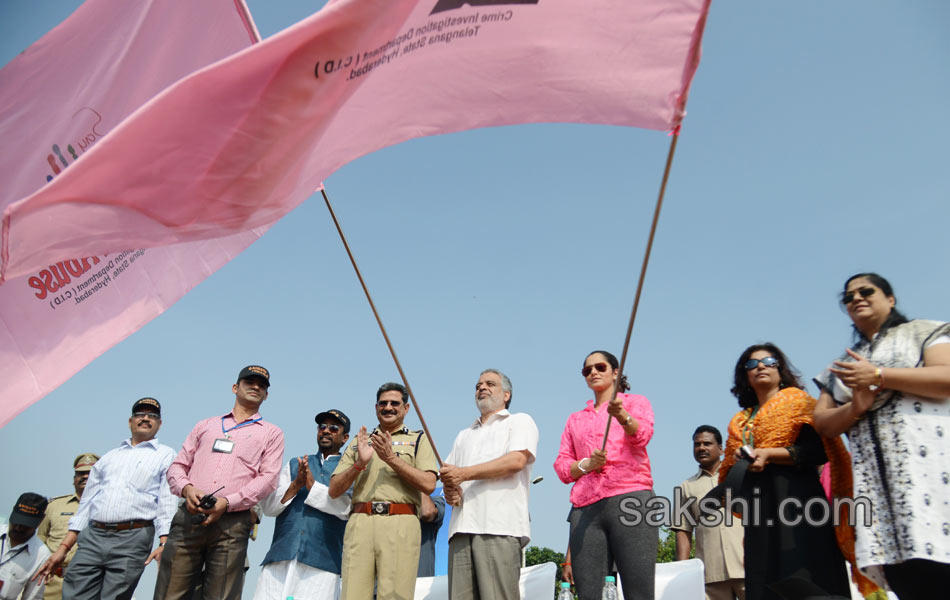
340, 513, 421, 600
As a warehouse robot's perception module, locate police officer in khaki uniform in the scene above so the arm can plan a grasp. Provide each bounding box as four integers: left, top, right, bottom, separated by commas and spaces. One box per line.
329, 382, 438, 600
35, 453, 99, 600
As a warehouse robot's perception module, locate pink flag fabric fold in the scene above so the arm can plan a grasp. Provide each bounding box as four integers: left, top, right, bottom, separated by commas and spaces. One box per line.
0, 0, 262, 428
2, 0, 710, 282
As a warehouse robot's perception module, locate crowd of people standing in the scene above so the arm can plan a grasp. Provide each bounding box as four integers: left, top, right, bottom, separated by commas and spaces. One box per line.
2, 272, 947, 600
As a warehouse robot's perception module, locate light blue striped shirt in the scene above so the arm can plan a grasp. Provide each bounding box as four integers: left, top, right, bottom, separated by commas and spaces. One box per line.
69, 438, 177, 536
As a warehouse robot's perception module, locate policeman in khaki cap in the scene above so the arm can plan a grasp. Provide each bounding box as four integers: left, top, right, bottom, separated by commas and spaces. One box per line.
329, 382, 438, 600
35, 453, 100, 600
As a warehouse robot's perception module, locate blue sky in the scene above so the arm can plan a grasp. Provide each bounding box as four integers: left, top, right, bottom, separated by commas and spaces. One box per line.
2, 1, 949, 597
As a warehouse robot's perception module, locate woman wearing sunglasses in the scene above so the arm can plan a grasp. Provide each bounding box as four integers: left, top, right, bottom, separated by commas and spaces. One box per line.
719, 343, 854, 600
554, 350, 657, 600
813, 273, 950, 599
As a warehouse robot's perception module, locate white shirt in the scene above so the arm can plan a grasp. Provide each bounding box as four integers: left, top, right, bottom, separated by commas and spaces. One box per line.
0, 528, 50, 600
446, 410, 538, 545
69, 438, 177, 536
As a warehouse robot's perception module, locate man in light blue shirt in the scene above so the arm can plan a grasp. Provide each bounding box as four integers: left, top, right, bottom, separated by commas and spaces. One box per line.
34, 398, 177, 600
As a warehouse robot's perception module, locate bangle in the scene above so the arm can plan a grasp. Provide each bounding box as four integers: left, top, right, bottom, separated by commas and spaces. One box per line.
159, 542, 166, 547
577, 458, 589, 474
623, 415, 633, 426
561, 562, 571, 567
354, 462, 366, 472
869, 367, 884, 392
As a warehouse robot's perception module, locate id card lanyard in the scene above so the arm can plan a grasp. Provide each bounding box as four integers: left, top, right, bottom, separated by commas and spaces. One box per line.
213, 416, 262, 454
221, 416, 261, 438
0, 533, 27, 567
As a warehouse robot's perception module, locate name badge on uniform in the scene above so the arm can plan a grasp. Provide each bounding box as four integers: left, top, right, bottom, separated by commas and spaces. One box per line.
212, 438, 234, 453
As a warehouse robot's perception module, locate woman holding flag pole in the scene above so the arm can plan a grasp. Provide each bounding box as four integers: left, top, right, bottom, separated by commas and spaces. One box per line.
554, 350, 657, 600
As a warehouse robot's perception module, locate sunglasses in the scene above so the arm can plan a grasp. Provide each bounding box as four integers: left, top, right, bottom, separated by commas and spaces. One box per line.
132, 411, 159, 420
841, 287, 876, 305
377, 400, 404, 408
318, 423, 343, 433
744, 357, 779, 370
581, 362, 610, 377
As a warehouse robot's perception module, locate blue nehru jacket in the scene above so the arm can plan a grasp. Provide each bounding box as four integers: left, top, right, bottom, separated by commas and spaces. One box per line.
261, 454, 347, 573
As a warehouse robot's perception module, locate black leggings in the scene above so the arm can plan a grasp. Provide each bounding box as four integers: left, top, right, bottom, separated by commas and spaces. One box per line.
568, 490, 659, 600
883, 559, 950, 600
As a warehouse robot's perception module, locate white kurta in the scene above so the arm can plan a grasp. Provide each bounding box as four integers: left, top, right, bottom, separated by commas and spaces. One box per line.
252, 457, 351, 600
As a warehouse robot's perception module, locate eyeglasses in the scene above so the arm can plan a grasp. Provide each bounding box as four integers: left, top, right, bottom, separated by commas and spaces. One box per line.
744, 357, 779, 370
841, 287, 876, 305
318, 423, 343, 433
132, 412, 159, 420
377, 400, 403, 408
581, 362, 609, 377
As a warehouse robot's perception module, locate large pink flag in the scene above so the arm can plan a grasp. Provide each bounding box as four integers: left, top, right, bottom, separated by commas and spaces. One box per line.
2, 0, 710, 281
0, 0, 264, 428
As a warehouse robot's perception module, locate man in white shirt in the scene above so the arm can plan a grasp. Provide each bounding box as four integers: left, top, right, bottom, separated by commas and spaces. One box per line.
1, 493, 50, 600
34, 397, 176, 600
439, 369, 539, 600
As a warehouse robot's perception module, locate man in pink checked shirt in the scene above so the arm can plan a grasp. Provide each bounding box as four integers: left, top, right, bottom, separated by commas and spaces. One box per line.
154, 365, 284, 600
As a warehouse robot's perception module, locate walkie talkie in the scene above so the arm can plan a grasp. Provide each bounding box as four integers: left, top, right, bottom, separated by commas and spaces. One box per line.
190, 486, 226, 524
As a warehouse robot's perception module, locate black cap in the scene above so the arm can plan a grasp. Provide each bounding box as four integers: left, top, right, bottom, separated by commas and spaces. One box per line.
237, 365, 270, 387
315, 409, 351, 434
132, 397, 161, 416
10, 492, 48, 528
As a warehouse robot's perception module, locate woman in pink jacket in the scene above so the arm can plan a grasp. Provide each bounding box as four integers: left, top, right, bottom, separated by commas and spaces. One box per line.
554, 350, 657, 600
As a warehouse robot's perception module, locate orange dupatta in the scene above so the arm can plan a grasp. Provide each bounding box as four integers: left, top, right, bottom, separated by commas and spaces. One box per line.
719, 387, 884, 599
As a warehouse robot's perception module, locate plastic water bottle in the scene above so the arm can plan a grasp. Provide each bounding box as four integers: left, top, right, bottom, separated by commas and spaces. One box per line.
601, 575, 619, 600
557, 581, 573, 600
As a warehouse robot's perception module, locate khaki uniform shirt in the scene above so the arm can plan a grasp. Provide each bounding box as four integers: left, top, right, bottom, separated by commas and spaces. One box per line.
671, 466, 745, 583
334, 426, 439, 505
36, 494, 80, 563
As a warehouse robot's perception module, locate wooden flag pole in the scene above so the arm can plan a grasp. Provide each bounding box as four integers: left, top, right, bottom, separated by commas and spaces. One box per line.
601, 132, 680, 450
321, 188, 443, 467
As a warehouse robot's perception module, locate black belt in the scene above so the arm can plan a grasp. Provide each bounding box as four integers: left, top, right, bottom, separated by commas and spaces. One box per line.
92, 519, 153, 531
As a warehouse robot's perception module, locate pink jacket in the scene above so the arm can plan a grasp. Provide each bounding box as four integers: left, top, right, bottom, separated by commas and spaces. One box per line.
554, 393, 654, 507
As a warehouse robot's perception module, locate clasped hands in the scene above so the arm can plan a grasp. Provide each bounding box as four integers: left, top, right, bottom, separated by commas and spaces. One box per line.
829, 348, 879, 416
289, 456, 316, 492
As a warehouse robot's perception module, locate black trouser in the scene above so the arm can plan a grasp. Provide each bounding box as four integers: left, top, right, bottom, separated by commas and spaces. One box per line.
568, 490, 659, 600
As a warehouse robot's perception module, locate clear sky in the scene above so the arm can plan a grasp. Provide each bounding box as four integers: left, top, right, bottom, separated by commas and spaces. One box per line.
2, 1, 949, 597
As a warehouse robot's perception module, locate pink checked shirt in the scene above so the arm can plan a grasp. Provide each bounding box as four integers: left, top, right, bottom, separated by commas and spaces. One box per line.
554, 393, 654, 507
167, 411, 284, 511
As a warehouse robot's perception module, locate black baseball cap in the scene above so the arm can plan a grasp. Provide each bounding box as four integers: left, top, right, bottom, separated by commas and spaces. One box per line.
10, 492, 48, 528
132, 397, 161, 416
315, 409, 351, 434
238, 365, 270, 387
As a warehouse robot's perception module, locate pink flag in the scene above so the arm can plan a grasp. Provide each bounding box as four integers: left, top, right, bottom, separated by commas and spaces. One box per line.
0, 0, 263, 428
2, 0, 710, 281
